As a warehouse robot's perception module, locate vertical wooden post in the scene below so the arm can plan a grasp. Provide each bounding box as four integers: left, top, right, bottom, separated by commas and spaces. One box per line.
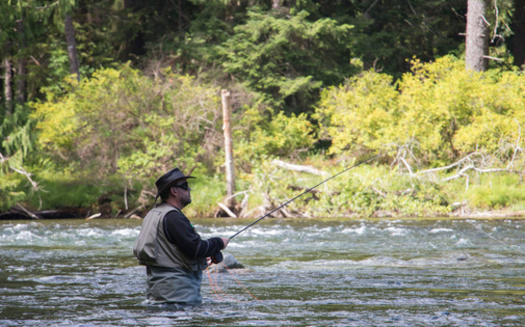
4, 59, 13, 114
222, 89, 236, 208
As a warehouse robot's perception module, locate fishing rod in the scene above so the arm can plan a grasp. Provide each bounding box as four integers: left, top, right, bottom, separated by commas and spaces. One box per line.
229, 154, 383, 240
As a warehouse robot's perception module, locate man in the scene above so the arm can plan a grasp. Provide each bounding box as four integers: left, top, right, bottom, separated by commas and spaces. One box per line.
133, 167, 229, 306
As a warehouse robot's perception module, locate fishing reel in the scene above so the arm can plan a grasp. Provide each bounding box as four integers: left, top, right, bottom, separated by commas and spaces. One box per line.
210, 251, 223, 264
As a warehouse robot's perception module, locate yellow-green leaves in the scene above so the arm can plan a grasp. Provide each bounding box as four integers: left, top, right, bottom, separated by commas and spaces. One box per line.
31, 65, 221, 183
235, 109, 314, 164
315, 70, 397, 155
316, 55, 525, 166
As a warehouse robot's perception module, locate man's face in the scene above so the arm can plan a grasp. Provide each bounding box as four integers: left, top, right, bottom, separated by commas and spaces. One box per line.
173, 180, 192, 207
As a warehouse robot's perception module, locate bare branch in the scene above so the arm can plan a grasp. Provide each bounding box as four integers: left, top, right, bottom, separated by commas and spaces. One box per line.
271, 159, 329, 176
399, 157, 414, 175
483, 55, 504, 61
15, 204, 40, 219
9, 166, 39, 190
507, 119, 523, 170
415, 152, 481, 175
441, 165, 508, 182
218, 202, 237, 218
364, 0, 381, 16
35, 1, 59, 10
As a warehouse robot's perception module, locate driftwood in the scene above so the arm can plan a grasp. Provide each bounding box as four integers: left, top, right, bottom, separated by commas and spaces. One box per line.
241, 204, 273, 219
271, 159, 328, 176
0, 208, 89, 220
124, 206, 143, 219
238, 192, 250, 218
15, 204, 40, 219
86, 213, 102, 220
215, 190, 251, 218
395, 148, 519, 191
217, 202, 237, 218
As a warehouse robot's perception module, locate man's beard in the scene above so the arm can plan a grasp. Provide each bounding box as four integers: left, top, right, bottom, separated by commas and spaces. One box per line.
180, 194, 192, 207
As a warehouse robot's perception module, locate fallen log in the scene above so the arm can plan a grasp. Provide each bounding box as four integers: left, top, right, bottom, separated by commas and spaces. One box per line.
271, 159, 328, 176
16, 204, 41, 219
0, 208, 89, 220
217, 202, 237, 218
86, 213, 102, 220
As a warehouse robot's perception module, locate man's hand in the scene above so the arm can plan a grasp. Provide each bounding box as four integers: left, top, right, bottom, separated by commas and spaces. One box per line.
220, 237, 230, 249
211, 252, 223, 264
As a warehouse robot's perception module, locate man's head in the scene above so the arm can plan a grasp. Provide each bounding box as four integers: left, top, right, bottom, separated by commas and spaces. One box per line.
155, 168, 195, 208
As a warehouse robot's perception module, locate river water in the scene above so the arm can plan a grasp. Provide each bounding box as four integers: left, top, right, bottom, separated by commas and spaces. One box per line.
0, 218, 524, 326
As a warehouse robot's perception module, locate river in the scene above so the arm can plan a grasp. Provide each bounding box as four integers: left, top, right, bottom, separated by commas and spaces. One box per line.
0, 218, 524, 326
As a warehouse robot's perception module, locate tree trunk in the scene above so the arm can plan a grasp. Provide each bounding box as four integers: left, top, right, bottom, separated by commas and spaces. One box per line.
16, 59, 27, 103
4, 59, 13, 114
178, 0, 184, 33
64, 14, 80, 80
221, 89, 236, 208
465, 0, 489, 71
512, 0, 525, 69
16, 16, 26, 103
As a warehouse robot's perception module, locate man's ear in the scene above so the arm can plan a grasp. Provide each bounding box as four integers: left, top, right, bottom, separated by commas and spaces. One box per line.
169, 187, 177, 198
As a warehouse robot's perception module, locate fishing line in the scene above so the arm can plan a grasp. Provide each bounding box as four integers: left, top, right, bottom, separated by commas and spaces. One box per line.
206, 266, 238, 302
229, 154, 383, 240
205, 266, 259, 302
467, 220, 525, 255
224, 266, 261, 301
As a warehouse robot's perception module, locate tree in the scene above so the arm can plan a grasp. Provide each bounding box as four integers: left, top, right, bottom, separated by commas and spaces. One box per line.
351, 0, 466, 77
3, 59, 13, 114
51, 0, 81, 79
511, 0, 525, 68
64, 13, 80, 78
220, 8, 358, 113
466, 0, 489, 71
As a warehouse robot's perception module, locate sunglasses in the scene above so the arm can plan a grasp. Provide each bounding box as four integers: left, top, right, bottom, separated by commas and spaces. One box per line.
172, 182, 190, 190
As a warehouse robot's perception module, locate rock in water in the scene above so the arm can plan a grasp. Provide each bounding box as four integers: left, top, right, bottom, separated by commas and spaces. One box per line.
211, 253, 244, 272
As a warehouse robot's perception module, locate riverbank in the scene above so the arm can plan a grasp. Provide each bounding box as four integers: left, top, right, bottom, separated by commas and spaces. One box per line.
4, 161, 525, 221
2, 204, 525, 220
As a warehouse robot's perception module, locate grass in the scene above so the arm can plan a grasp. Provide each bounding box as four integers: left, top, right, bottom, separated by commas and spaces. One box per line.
10, 159, 525, 219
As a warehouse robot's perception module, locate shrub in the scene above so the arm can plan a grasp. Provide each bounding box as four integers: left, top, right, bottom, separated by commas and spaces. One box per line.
316, 55, 525, 167
31, 65, 223, 209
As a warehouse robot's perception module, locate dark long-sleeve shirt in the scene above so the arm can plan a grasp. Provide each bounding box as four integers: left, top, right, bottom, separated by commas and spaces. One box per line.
163, 210, 224, 260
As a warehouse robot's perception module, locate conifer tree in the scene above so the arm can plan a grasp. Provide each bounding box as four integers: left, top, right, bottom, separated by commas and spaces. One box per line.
466, 0, 489, 71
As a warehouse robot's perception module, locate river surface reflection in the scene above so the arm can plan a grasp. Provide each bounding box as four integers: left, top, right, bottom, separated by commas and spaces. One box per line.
0, 218, 524, 326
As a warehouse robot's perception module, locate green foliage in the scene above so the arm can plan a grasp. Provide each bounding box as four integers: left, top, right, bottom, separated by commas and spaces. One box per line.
183, 173, 227, 217
455, 174, 525, 210
31, 65, 222, 192
0, 104, 35, 157
0, 151, 27, 211
350, 0, 467, 77
234, 108, 315, 166
314, 70, 398, 155
316, 55, 525, 166
219, 8, 358, 112
242, 161, 452, 218
4, 1, 525, 216
0, 103, 37, 211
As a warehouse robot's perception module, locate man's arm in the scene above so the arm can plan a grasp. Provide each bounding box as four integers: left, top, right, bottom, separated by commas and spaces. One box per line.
163, 210, 226, 259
